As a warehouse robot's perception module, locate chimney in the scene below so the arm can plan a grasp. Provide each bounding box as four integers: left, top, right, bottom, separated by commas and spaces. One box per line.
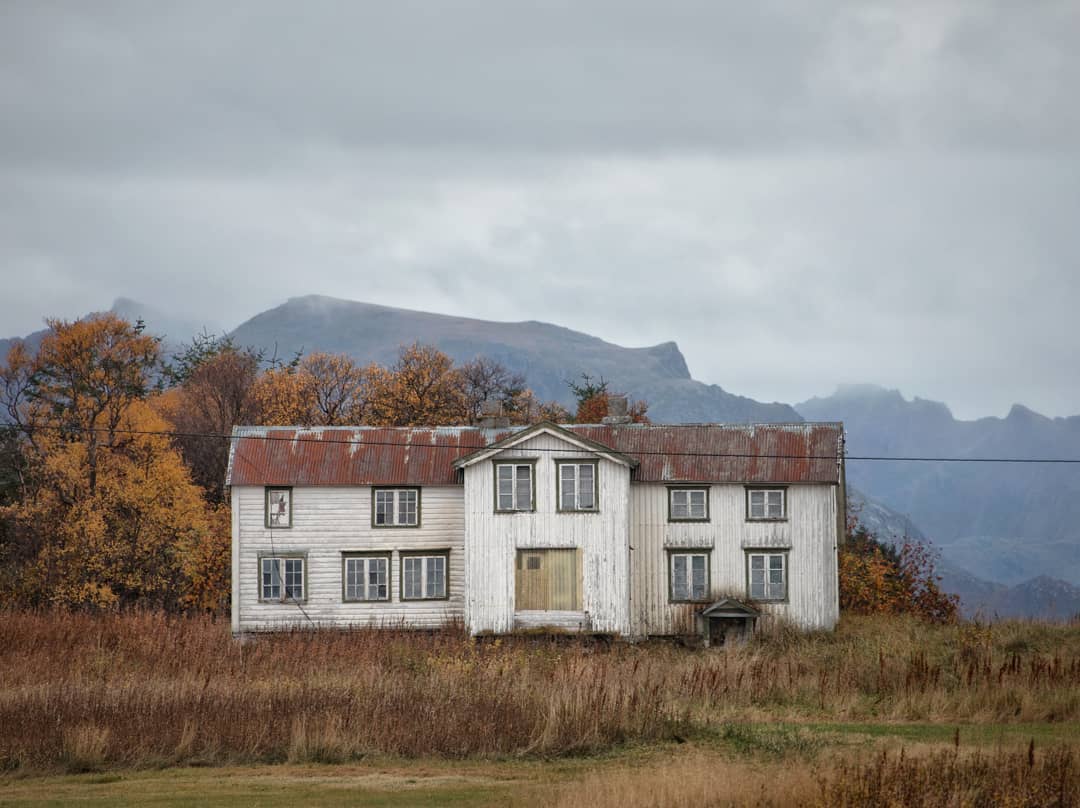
602, 394, 632, 425
479, 399, 510, 429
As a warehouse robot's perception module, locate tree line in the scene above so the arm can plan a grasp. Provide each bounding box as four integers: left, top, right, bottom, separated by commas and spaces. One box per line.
0, 312, 954, 622
0, 314, 643, 611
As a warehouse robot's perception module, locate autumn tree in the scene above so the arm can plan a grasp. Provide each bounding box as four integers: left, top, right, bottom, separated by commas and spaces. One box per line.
839, 515, 959, 623
367, 343, 468, 426
567, 373, 650, 424
159, 334, 263, 503
0, 315, 219, 610
459, 356, 537, 425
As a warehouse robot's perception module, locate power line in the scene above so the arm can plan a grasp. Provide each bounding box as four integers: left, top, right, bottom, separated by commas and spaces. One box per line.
6, 421, 1080, 464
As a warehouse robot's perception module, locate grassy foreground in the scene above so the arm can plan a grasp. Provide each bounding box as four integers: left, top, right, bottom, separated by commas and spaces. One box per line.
1, 612, 1079, 805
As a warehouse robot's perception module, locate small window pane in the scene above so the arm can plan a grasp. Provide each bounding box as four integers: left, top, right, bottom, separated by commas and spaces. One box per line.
691, 555, 707, 600
427, 556, 446, 598
267, 489, 291, 527
689, 491, 706, 519
767, 491, 784, 519
578, 465, 595, 509
262, 558, 281, 600
515, 466, 532, 510
561, 465, 576, 510
403, 557, 422, 599
497, 465, 516, 510
284, 558, 303, 600
672, 555, 688, 600
375, 491, 393, 525
750, 491, 765, 519
671, 490, 688, 519
345, 558, 363, 600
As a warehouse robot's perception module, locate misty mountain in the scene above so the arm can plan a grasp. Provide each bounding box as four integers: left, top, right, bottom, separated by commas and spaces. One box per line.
799, 385, 1080, 587
848, 488, 1080, 619
0, 298, 217, 365
228, 295, 800, 423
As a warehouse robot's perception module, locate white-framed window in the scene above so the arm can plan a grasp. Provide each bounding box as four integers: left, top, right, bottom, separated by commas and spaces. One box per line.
401, 553, 448, 600
265, 487, 292, 528
669, 488, 708, 521
748, 488, 785, 520
343, 554, 390, 601
373, 488, 420, 527
670, 552, 709, 602
495, 463, 534, 511
260, 556, 305, 602
558, 462, 597, 511
748, 552, 787, 601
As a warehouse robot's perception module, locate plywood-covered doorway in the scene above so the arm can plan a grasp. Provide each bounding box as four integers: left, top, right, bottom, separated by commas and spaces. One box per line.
515, 549, 582, 611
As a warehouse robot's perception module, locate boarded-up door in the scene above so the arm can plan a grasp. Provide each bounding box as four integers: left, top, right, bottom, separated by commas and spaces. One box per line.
515, 549, 581, 610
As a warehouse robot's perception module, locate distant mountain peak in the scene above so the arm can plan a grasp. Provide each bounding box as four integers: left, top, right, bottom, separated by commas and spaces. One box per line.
229, 295, 798, 423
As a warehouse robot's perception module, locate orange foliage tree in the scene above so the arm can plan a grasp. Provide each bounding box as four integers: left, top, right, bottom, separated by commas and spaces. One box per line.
839, 516, 959, 623
0, 315, 219, 610
367, 343, 468, 426
567, 374, 649, 424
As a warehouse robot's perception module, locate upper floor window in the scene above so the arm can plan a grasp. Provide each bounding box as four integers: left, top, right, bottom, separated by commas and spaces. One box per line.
747, 488, 786, 521
495, 463, 534, 511
558, 461, 597, 511
747, 552, 786, 601
669, 487, 708, 522
265, 487, 292, 528
670, 551, 709, 602
343, 554, 390, 601
260, 555, 304, 602
401, 552, 448, 600
373, 488, 419, 527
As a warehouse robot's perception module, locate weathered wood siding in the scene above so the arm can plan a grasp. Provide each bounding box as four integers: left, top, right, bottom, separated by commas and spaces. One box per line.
462, 432, 631, 635
232, 485, 464, 632
629, 483, 840, 634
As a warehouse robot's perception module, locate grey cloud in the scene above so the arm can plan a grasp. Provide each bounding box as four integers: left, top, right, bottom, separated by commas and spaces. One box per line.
1, 1, 1078, 421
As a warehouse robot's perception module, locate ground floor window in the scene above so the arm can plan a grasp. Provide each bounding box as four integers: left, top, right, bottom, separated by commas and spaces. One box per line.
515, 548, 582, 611
260, 556, 305, 602
401, 552, 448, 600
747, 552, 787, 601
343, 554, 390, 601
669, 551, 709, 602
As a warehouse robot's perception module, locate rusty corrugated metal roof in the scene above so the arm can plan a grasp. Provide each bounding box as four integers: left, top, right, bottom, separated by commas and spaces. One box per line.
226, 422, 843, 487
567, 423, 843, 484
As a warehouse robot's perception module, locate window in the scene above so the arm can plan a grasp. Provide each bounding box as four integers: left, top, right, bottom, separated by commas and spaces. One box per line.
670, 552, 709, 602
373, 488, 420, 527
260, 556, 305, 602
748, 552, 786, 601
495, 463, 534, 511
401, 552, 448, 600
265, 487, 292, 528
557, 462, 597, 511
515, 549, 582, 610
747, 488, 785, 520
343, 554, 390, 601
669, 488, 708, 521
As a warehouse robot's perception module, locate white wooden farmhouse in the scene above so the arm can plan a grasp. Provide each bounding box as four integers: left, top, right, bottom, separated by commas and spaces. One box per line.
226, 403, 845, 642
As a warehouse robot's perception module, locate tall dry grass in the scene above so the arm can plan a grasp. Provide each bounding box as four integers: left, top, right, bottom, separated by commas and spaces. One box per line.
1, 611, 1078, 772
544, 745, 1080, 807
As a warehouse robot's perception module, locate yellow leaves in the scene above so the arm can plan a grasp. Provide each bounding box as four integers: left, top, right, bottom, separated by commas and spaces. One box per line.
366, 343, 467, 426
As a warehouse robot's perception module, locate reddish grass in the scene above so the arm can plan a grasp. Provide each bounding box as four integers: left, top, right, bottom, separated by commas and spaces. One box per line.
1, 611, 1078, 772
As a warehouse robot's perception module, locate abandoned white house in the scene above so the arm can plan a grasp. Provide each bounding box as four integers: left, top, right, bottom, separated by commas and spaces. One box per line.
226, 407, 845, 641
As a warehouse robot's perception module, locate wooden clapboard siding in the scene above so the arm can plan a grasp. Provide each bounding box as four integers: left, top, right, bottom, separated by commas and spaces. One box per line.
629, 483, 840, 635
232, 485, 464, 632
463, 431, 631, 635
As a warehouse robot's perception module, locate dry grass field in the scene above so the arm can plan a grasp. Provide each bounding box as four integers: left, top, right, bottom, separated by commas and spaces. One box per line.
1, 611, 1078, 805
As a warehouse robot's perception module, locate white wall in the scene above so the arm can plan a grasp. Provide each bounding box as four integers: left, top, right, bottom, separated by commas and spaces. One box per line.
629, 483, 840, 634
232, 485, 464, 632
462, 431, 632, 635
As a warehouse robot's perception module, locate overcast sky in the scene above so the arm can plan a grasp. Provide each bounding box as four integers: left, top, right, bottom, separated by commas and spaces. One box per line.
2, 1, 1077, 420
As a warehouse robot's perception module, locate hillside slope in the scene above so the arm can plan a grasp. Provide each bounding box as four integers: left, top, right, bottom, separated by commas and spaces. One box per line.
800, 385, 1080, 587
228, 295, 801, 424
